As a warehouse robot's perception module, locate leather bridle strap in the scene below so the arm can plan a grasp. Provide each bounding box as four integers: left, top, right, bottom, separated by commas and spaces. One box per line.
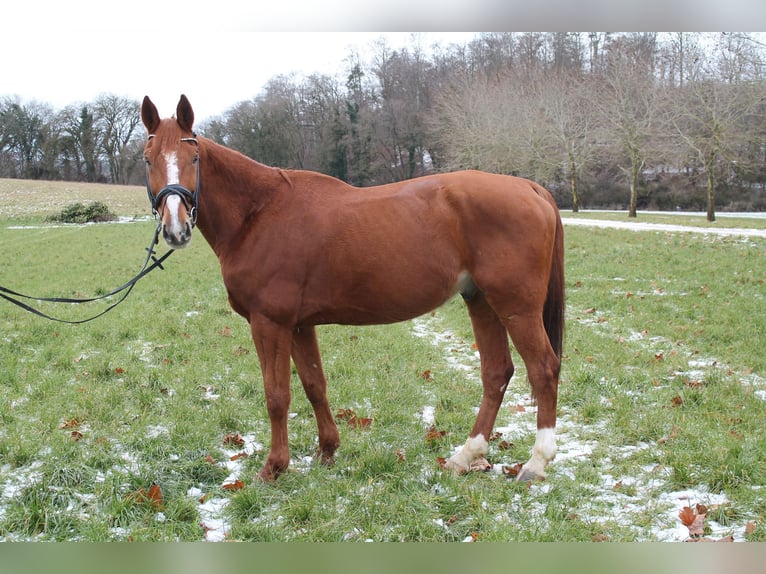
145, 136, 200, 227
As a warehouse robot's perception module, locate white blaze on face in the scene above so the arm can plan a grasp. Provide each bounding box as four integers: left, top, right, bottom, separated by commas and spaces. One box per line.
164, 194, 185, 237
164, 151, 179, 184
162, 150, 187, 242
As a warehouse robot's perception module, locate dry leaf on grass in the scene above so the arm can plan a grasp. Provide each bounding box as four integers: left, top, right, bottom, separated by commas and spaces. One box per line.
223, 432, 245, 447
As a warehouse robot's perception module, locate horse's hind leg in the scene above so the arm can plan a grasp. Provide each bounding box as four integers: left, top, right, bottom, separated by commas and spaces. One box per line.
291, 326, 340, 466
504, 313, 561, 481
445, 294, 513, 473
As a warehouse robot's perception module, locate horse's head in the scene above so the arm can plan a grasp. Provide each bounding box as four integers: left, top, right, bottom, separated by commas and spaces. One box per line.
141, 95, 199, 249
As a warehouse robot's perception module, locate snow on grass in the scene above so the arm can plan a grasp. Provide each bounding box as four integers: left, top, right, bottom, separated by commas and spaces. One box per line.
410, 309, 752, 542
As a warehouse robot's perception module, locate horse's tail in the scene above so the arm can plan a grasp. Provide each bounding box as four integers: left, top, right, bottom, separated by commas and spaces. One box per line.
542, 193, 565, 360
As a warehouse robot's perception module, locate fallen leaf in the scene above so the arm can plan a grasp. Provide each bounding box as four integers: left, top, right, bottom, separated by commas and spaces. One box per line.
396, 449, 406, 462
130, 484, 163, 509
420, 369, 433, 380
223, 480, 245, 491
425, 425, 447, 444
746, 521, 757, 535
679, 506, 695, 527
436, 457, 447, 468
679, 505, 706, 538
115, 367, 125, 374
59, 418, 80, 429
147, 484, 163, 508
204, 454, 216, 464
219, 326, 232, 337
230, 451, 249, 461
70, 431, 83, 442
336, 408, 371, 428
658, 425, 680, 444
223, 432, 245, 447
592, 534, 610, 542
511, 404, 526, 413
348, 416, 373, 429
502, 463, 523, 477
671, 395, 684, 407
497, 440, 514, 451
335, 408, 355, 421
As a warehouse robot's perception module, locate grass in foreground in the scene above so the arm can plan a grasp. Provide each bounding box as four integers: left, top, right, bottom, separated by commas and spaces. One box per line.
0, 201, 764, 541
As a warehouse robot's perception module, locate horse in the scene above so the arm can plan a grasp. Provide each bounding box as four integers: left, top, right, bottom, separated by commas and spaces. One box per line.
141, 95, 565, 483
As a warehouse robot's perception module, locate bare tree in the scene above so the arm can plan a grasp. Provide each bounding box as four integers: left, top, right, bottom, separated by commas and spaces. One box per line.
594, 34, 662, 217
58, 104, 101, 182
528, 70, 596, 211
669, 37, 765, 221
94, 94, 141, 184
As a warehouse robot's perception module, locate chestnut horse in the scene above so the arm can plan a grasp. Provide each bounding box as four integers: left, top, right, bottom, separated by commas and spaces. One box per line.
141, 95, 565, 482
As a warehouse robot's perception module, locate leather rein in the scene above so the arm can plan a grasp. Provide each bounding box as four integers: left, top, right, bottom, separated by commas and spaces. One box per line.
0, 136, 202, 324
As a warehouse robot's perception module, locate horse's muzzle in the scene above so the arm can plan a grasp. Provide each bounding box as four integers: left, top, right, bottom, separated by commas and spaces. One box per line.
162, 219, 193, 249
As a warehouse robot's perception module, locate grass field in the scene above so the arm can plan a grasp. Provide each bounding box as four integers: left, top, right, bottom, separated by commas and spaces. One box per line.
0, 178, 765, 542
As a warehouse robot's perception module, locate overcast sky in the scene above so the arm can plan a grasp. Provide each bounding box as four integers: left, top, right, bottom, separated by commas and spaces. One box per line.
2, 31, 476, 121
2, 0, 764, 122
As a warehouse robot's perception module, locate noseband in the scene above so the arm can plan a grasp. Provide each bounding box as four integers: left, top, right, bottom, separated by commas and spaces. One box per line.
145, 135, 200, 227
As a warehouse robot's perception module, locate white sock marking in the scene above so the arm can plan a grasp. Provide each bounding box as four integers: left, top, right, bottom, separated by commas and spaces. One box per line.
445, 434, 488, 473
520, 427, 557, 479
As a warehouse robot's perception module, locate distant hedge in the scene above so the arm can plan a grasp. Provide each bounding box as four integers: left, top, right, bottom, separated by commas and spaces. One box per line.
46, 202, 117, 224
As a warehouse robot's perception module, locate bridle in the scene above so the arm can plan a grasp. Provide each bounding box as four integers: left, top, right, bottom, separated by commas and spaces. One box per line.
145, 135, 200, 227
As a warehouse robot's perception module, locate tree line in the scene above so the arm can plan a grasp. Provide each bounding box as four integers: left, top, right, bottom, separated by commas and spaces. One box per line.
2, 33, 765, 220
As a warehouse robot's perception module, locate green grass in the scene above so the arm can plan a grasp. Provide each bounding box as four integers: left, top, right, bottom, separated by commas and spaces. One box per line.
1, 180, 765, 541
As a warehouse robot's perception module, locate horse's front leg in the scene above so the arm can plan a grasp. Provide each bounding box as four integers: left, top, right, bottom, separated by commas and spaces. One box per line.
250, 316, 294, 481
291, 326, 340, 466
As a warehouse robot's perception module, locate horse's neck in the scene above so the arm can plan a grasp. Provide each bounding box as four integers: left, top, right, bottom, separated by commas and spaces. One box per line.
196, 139, 284, 254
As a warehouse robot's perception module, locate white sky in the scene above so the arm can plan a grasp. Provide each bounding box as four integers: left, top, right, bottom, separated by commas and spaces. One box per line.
2, 0, 764, 122
1, 30, 476, 122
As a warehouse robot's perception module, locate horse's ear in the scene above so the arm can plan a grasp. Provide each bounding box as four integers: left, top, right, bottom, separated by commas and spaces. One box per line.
176, 94, 195, 133
141, 96, 161, 134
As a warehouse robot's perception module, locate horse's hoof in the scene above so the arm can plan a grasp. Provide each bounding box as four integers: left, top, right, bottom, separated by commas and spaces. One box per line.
515, 467, 546, 482
468, 457, 493, 472
319, 454, 335, 467
443, 459, 468, 475
256, 470, 276, 483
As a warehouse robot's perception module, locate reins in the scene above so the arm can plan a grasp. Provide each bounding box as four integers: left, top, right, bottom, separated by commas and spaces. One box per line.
0, 134, 201, 324
0, 223, 174, 324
